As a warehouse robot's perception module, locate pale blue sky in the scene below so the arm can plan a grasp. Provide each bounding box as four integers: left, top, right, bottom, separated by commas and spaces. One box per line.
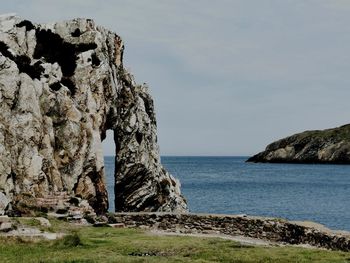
4, 1, 350, 155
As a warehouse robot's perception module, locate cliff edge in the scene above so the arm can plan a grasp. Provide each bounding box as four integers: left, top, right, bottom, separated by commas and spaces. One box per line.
247, 124, 350, 164
0, 15, 187, 216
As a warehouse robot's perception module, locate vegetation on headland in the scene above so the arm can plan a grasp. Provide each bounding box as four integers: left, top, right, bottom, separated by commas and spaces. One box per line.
247, 123, 350, 163
0, 218, 349, 262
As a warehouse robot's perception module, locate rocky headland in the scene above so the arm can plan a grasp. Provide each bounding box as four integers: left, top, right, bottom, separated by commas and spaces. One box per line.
0, 14, 187, 217
247, 124, 350, 164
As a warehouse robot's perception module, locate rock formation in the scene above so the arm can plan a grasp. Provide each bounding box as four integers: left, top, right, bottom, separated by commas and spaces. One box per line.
0, 14, 187, 216
247, 124, 350, 164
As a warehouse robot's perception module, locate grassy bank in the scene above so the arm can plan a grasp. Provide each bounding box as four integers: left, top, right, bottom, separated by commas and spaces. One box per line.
0, 219, 349, 262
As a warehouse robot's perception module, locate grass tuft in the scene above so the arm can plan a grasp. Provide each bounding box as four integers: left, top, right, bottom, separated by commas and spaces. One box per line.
57, 232, 83, 247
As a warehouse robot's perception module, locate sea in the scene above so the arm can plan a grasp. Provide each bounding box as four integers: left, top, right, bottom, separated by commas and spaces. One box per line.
104, 156, 350, 231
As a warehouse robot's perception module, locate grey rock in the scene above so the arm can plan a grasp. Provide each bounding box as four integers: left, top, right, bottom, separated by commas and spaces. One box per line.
47, 212, 69, 219
0, 215, 10, 223
0, 222, 12, 232
0, 15, 187, 215
247, 124, 350, 164
35, 217, 51, 227
5, 226, 63, 240
0, 193, 9, 215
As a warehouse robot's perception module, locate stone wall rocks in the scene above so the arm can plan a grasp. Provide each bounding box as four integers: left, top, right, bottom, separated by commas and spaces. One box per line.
109, 212, 350, 252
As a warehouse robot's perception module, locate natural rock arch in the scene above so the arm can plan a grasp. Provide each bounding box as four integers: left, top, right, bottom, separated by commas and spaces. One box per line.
0, 15, 187, 216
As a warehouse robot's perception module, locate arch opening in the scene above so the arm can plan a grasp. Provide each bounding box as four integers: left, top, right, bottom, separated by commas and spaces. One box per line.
102, 130, 115, 212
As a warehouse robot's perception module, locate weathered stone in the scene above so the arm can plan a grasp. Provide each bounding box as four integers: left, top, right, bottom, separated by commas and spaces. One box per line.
0, 215, 10, 223
0, 222, 12, 232
35, 217, 51, 227
0, 15, 187, 215
0, 193, 9, 215
110, 212, 350, 252
247, 124, 350, 164
47, 212, 68, 219
4, 226, 63, 240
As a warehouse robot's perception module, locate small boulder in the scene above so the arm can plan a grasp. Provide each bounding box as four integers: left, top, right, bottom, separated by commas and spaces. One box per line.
47, 212, 68, 219
0, 193, 9, 215
0, 222, 12, 232
0, 215, 10, 223
35, 217, 51, 227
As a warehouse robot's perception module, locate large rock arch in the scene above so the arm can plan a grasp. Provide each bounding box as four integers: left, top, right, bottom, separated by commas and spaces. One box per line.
0, 15, 187, 216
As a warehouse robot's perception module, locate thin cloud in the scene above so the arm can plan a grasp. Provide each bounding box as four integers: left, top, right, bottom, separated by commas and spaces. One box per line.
3, 1, 350, 155
317, 0, 350, 10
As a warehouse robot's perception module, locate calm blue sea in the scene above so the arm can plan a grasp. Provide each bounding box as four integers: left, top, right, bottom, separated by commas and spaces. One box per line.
104, 156, 350, 231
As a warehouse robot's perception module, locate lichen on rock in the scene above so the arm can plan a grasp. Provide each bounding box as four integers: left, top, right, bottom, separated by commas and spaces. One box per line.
0, 14, 187, 216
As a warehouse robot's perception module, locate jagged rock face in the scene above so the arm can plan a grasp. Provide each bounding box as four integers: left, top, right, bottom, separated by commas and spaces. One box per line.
0, 14, 187, 215
247, 124, 350, 164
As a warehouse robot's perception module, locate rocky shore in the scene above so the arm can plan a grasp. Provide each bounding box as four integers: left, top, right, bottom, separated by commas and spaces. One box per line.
247, 124, 350, 164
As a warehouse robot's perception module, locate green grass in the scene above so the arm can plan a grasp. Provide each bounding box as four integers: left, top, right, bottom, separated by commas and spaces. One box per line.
295, 124, 350, 141
0, 219, 349, 262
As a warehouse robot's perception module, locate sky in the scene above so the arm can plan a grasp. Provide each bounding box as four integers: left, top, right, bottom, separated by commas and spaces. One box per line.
3, 0, 350, 156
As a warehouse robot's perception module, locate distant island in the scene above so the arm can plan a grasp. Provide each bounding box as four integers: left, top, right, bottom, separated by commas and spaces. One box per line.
247, 124, 350, 164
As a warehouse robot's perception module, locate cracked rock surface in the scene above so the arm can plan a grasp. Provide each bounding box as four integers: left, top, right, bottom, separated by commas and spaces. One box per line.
0, 14, 187, 215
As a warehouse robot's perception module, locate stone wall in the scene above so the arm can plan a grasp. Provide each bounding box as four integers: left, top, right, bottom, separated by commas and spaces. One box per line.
109, 212, 350, 252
